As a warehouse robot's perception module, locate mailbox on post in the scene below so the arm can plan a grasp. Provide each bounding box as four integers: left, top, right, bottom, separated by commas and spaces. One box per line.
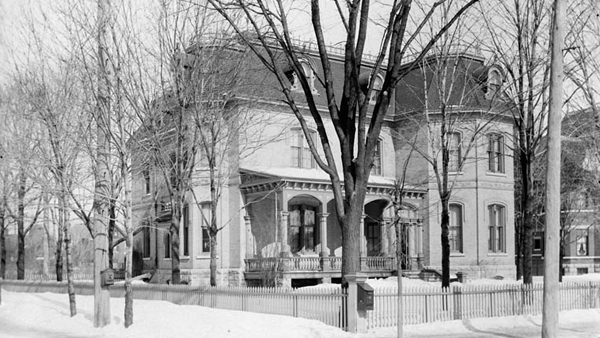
357, 282, 374, 311
100, 268, 115, 287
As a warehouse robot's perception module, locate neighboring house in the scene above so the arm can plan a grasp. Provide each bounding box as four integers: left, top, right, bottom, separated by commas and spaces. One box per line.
131, 40, 516, 287
394, 54, 516, 279
532, 106, 600, 276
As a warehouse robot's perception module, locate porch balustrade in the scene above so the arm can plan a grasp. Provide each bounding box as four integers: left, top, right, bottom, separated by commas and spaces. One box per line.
244, 256, 395, 273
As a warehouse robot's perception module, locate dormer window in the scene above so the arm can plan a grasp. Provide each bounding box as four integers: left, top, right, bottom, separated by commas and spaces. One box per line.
359, 72, 384, 105
285, 60, 318, 94
369, 74, 384, 105
485, 68, 502, 100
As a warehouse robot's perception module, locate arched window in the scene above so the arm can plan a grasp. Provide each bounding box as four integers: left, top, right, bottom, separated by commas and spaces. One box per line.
488, 133, 504, 173
449, 204, 463, 253
289, 200, 318, 254
485, 68, 502, 99
285, 60, 318, 94
291, 128, 316, 169
488, 204, 506, 253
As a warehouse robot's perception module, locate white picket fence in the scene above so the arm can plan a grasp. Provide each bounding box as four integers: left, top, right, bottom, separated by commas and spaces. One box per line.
3, 279, 599, 331
367, 281, 600, 329
0, 280, 348, 329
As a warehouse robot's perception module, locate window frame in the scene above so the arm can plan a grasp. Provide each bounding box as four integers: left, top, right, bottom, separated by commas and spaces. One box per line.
449, 203, 463, 253
576, 229, 589, 256
164, 231, 171, 259
291, 128, 317, 169
143, 225, 151, 259
372, 139, 383, 176
288, 204, 317, 254
368, 74, 384, 105
200, 202, 211, 254
488, 204, 506, 253
488, 133, 505, 173
287, 60, 318, 94
447, 131, 462, 172
142, 168, 151, 195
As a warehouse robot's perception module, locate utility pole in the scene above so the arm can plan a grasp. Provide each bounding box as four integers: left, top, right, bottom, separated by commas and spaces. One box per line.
94, 0, 112, 327
542, 0, 565, 337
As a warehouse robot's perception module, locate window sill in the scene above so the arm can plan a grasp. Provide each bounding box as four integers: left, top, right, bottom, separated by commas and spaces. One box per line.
448, 171, 463, 175
143, 257, 151, 261
487, 252, 507, 256
196, 254, 212, 259
486, 172, 506, 177
180, 256, 191, 261
450, 252, 465, 257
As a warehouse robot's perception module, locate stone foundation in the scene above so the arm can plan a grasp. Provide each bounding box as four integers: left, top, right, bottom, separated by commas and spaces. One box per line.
150, 268, 247, 286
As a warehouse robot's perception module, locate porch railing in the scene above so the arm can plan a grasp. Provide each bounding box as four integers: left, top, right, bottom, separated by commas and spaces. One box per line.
244, 256, 395, 273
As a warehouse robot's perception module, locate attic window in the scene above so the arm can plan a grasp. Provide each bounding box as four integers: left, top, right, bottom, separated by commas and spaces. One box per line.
485, 69, 502, 99
359, 72, 384, 105
369, 74, 384, 105
285, 60, 318, 94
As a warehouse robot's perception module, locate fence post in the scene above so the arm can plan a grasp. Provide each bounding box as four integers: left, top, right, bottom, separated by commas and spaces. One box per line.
453, 284, 462, 320
345, 273, 368, 333
293, 294, 298, 318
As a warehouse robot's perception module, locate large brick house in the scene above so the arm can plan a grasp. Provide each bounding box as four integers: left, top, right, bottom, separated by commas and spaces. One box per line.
131, 41, 516, 287
532, 106, 600, 276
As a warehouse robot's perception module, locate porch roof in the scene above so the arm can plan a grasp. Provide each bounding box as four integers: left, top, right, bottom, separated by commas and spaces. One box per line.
239, 166, 426, 199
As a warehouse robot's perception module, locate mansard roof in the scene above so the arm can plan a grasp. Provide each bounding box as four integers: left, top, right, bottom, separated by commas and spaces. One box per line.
394, 53, 510, 118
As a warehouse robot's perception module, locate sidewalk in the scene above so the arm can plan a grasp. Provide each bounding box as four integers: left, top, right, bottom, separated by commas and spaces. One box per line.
367, 309, 600, 338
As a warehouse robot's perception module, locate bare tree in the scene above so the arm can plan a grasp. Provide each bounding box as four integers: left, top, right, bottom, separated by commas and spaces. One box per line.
207, 0, 480, 281
479, 0, 553, 284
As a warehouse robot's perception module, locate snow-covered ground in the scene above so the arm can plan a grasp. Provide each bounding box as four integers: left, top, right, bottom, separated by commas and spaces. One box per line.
1, 285, 600, 338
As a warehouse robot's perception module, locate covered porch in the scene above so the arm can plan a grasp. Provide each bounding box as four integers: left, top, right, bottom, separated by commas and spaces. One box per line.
240, 168, 426, 285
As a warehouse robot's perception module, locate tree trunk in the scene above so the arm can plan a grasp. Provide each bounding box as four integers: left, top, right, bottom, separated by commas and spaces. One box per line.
515, 224, 523, 280
17, 170, 26, 280
340, 192, 364, 282
62, 201, 77, 316
209, 233, 217, 286
124, 230, 133, 327
440, 199, 451, 288
170, 203, 181, 285
522, 219, 534, 284
0, 201, 5, 279
108, 203, 115, 269
55, 221, 64, 282
519, 132, 534, 284
42, 194, 50, 279
123, 158, 134, 328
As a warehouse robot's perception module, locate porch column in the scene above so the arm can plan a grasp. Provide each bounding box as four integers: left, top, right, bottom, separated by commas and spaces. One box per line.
279, 211, 291, 257
416, 219, 424, 266
319, 213, 329, 257
360, 215, 367, 257
381, 218, 391, 256
244, 216, 253, 258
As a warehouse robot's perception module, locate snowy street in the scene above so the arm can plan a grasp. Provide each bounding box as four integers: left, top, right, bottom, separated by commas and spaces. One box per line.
1, 289, 599, 338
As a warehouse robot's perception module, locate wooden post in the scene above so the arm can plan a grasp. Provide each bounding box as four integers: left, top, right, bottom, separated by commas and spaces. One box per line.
345, 273, 367, 333
542, 0, 565, 336
93, 0, 112, 327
